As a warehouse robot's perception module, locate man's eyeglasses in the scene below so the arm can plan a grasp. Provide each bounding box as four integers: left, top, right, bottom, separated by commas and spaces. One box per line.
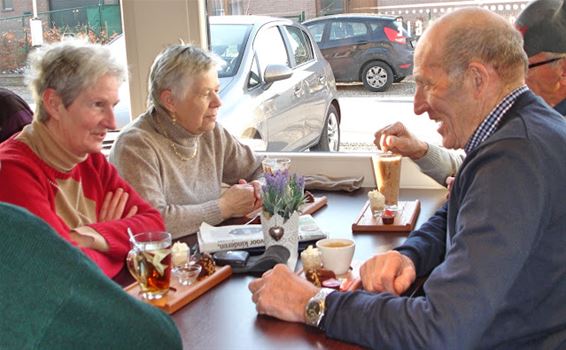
528, 56, 565, 69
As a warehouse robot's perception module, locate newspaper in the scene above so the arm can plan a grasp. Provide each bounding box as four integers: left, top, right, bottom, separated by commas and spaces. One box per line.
197, 214, 327, 253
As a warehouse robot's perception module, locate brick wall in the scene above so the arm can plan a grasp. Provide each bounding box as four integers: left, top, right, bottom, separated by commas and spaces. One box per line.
247, 0, 317, 20
0, 0, 49, 19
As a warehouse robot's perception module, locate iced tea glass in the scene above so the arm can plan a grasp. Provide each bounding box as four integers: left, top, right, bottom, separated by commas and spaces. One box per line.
127, 231, 172, 300
373, 153, 402, 211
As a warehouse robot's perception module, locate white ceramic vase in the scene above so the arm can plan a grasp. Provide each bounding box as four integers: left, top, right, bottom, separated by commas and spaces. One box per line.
260, 210, 300, 270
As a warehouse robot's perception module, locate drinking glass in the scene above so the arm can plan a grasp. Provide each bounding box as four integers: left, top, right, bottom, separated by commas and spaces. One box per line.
261, 157, 291, 175
373, 153, 402, 211
127, 231, 172, 300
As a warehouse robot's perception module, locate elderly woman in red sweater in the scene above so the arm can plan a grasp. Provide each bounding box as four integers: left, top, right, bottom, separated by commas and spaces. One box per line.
0, 41, 164, 278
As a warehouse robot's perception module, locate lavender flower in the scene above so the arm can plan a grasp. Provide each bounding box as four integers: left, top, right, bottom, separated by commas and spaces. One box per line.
262, 170, 306, 221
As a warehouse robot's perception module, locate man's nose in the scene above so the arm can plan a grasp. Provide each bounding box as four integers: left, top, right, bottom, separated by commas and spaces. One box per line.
413, 87, 427, 116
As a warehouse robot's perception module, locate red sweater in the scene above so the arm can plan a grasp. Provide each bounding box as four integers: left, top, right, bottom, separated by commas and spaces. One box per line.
0, 138, 165, 278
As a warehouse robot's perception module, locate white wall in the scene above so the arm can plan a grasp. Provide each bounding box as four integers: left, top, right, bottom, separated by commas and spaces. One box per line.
120, 0, 208, 119
263, 152, 444, 189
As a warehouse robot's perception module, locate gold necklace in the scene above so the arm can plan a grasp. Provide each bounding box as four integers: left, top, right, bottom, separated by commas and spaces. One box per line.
156, 116, 198, 161
168, 139, 197, 161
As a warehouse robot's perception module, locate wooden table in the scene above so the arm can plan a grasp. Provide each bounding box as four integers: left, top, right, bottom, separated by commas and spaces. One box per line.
169, 188, 447, 349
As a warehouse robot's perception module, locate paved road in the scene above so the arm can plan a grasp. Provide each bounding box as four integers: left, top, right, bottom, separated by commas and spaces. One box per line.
336, 81, 442, 152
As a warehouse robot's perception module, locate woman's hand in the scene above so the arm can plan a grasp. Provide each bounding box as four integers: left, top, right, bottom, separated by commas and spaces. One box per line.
99, 188, 138, 222
219, 183, 258, 218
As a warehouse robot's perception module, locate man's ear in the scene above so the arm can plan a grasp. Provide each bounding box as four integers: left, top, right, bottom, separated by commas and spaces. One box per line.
467, 62, 489, 97
159, 89, 176, 114
42, 88, 64, 121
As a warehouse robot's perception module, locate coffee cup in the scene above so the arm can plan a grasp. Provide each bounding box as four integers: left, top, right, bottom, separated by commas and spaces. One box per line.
316, 238, 355, 275
127, 231, 172, 300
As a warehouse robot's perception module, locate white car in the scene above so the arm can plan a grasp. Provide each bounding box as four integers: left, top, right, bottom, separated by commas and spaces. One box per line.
210, 15, 341, 152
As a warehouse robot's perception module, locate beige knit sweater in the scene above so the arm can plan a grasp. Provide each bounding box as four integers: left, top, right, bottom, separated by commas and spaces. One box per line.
109, 109, 263, 238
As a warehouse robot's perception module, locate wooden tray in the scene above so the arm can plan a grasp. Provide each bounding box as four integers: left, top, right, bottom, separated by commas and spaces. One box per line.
352, 200, 420, 233
124, 265, 232, 314
223, 195, 328, 226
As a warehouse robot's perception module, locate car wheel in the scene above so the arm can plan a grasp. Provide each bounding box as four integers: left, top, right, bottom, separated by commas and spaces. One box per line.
394, 76, 406, 83
362, 61, 393, 92
311, 104, 340, 152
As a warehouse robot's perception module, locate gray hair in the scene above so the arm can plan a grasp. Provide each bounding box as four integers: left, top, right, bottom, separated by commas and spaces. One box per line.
147, 44, 218, 115
25, 40, 125, 122
437, 8, 528, 84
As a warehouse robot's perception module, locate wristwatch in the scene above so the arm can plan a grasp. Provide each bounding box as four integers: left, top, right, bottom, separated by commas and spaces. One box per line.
304, 288, 335, 328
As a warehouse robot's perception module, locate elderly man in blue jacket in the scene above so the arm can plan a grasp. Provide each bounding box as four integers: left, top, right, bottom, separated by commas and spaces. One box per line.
249, 7, 566, 349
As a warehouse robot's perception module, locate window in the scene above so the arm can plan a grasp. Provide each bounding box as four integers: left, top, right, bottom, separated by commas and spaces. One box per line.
329, 21, 368, 41
283, 26, 313, 66
307, 22, 325, 43
210, 23, 252, 78
254, 26, 289, 73
247, 55, 261, 88
2, 0, 13, 10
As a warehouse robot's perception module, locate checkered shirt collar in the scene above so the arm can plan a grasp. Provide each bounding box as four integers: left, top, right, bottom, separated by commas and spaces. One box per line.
464, 86, 528, 154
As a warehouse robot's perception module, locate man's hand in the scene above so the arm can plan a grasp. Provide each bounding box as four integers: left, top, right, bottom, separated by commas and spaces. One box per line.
359, 250, 416, 295
99, 188, 138, 222
374, 122, 429, 160
219, 183, 259, 219
249, 264, 319, 323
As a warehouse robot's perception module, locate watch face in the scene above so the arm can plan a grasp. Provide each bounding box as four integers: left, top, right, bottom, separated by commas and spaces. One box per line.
306, 300, 323, 324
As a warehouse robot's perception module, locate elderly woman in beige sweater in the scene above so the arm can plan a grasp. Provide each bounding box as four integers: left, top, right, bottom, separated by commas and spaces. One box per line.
109, 45, 263, 238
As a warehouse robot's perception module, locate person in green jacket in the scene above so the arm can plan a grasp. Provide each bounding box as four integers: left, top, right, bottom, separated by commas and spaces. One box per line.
0, 202, 182, 349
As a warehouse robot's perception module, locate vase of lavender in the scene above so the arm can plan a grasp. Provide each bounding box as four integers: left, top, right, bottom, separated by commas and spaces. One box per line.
260, 170, 306, 269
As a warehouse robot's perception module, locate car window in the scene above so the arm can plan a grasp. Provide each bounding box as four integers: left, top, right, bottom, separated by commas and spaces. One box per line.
305, 22, 325, 44
247, 55, 261, 88
254, 26, 289, 74
283, 26, 314, 66
210, 23, 252, 78
370, 21, 385, 33
329, 21, 368, 41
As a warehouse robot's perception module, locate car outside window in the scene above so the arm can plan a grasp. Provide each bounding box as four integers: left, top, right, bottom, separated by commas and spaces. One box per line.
254, 26, 289, 73
283, 26, 313, 66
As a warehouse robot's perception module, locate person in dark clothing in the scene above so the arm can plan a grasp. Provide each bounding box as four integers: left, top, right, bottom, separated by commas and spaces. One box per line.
249, 8, 566, 349
372, 0, 566, 189
0, 87, 33, 142
0, 202, 182, 349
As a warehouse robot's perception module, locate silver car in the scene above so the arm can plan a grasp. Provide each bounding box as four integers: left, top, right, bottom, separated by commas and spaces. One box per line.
210, 15, 341, 152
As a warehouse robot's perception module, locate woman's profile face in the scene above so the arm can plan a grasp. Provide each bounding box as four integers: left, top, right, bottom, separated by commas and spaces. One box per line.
169, 68, 222, 135
48, 74, 120, 157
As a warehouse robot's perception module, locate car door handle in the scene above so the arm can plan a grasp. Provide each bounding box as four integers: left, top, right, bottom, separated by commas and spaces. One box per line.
318, 75, 325, 84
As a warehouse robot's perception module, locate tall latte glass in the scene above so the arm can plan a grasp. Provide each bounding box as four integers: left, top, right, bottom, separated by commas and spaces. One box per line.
127, 231, 172, 300
373, 153, 402, 211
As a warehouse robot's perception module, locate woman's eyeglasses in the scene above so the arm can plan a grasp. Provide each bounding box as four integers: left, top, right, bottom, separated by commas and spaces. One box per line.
528, 56, 565, 69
